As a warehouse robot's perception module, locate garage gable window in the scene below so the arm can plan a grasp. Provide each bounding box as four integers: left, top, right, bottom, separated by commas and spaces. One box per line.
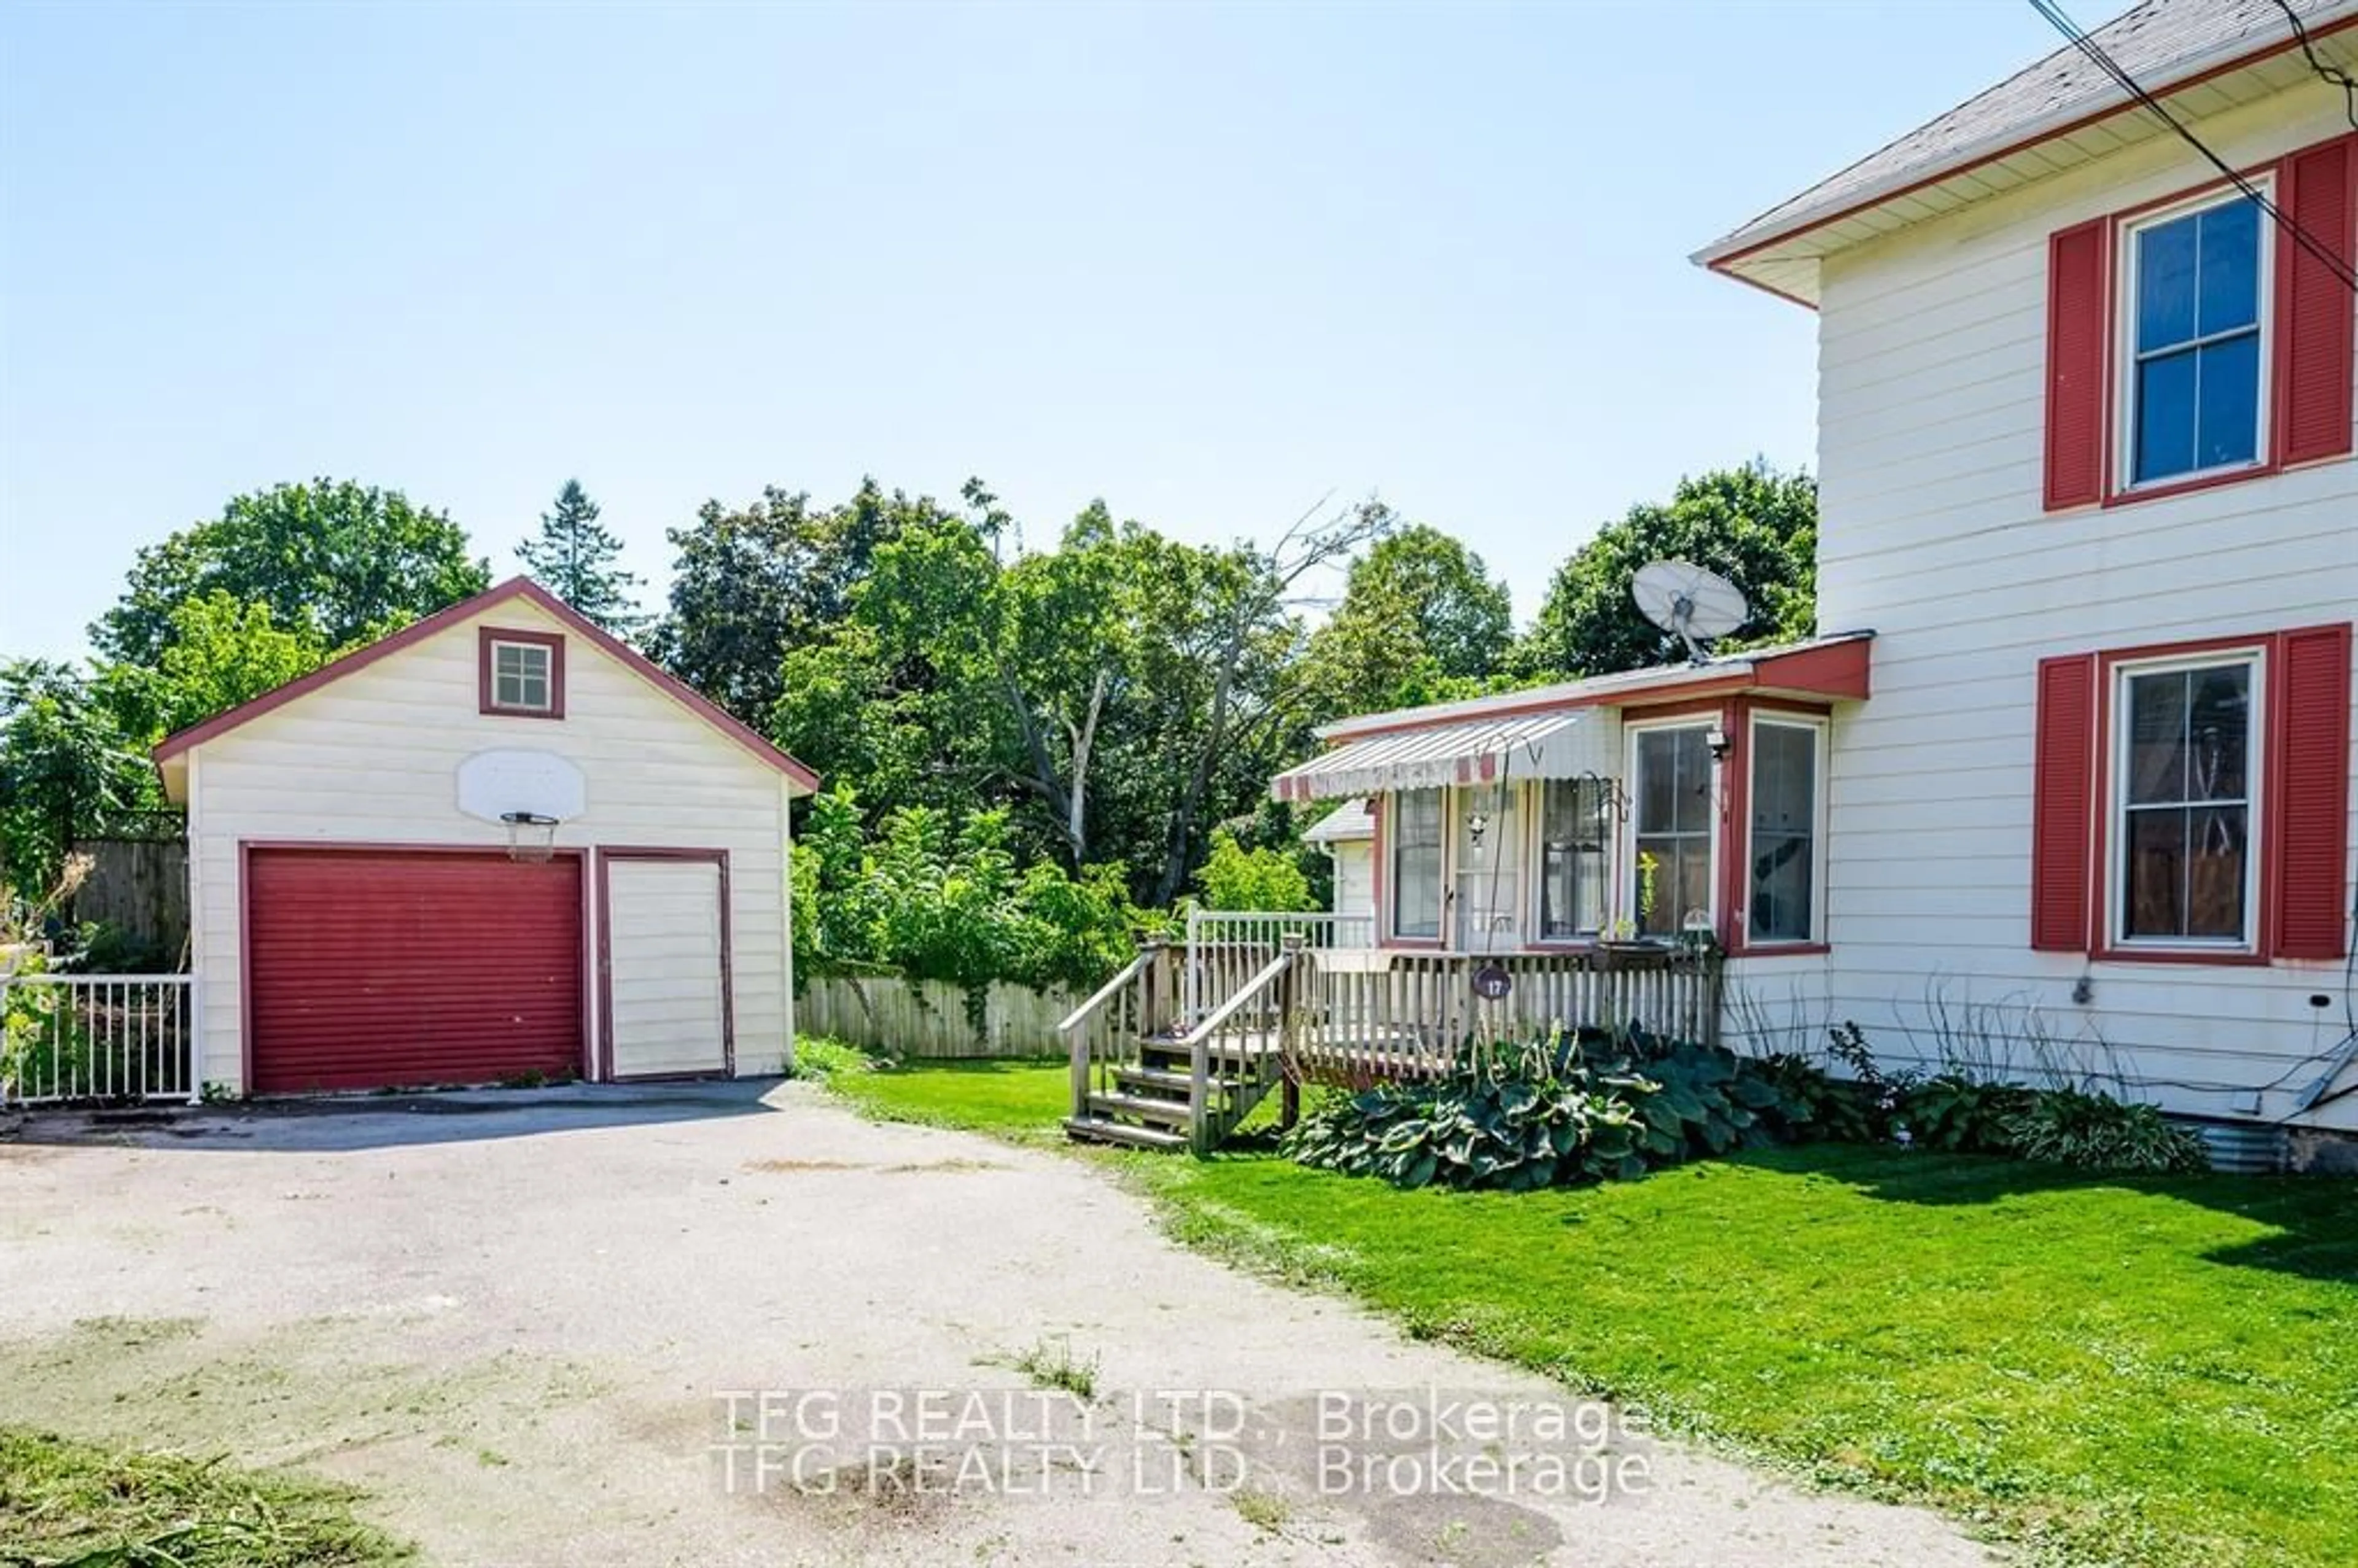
480, 627, 566, 719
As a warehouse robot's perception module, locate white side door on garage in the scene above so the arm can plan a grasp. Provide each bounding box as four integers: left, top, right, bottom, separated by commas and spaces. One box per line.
602, 853, 730, 1078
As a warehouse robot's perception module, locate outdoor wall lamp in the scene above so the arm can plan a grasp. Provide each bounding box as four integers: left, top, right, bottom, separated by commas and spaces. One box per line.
1705, 726, 1732, 761
1465, 810, 1490, 848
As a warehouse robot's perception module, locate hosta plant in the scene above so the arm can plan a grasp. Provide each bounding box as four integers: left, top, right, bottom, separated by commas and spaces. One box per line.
1899, 1073, 2035, 1154
1283, 1025, 1831, 1192
2002, 1087, 2211, 1174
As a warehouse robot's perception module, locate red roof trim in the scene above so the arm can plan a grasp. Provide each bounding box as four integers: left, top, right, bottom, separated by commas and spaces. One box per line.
152, 577, 821, 793
1324, 638, 1872, 744
1706, 11, 2358, 293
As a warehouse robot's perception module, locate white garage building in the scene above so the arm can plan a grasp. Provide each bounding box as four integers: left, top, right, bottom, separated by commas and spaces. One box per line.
153, 577, 819, 1096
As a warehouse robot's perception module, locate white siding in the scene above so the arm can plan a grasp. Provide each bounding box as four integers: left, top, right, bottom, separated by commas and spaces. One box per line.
1797, 90, 2358, 1130
188, 598, 792, 1092
1331, 840, 1374, 922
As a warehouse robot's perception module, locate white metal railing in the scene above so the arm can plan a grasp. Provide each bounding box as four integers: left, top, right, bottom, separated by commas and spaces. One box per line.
0, 974, 198, 1105
1183, 908, 1377, 1025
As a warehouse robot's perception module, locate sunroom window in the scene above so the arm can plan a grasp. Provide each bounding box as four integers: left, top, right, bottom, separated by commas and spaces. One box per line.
1539, 777, 1609, 939
1748, 720, 1821, 944
2126, 192, 2266, 486
2117, 657, 2256, 945
1390, 787, 1443, 941
1632, 726, 1713, 938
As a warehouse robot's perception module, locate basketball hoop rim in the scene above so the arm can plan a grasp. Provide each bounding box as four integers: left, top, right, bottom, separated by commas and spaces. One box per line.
500, 810, 562, 864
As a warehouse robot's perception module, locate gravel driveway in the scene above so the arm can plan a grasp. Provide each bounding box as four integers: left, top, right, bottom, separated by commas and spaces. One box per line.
0, 1083, 1988, 1567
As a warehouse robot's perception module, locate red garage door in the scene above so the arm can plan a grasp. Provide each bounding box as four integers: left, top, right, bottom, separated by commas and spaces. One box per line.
247, 848, 583, 1094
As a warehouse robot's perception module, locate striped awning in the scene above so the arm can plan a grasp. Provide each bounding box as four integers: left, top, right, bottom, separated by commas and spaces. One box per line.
1270, 709, 1593, 803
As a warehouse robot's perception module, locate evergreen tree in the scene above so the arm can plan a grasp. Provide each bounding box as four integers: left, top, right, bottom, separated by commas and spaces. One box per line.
518, 479, 644, 635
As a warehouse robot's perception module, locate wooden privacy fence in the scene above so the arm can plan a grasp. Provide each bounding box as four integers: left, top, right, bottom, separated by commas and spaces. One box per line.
68, 838, 190, 960
799, 973, 1081, 1058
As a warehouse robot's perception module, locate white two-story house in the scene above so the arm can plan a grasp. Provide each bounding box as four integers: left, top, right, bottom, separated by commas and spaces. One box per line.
1264, 0, 2357, 1147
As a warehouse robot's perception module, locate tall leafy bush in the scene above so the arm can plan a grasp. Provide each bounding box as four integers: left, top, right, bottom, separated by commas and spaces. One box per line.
793, 786, 1150, 993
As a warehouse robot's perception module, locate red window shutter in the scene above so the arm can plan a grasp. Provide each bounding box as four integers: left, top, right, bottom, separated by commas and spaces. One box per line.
2044, 219, 2109, 510
2031, 654, 2098, 951
2272, 623, 2352, 961
2276, 137, 2357, 468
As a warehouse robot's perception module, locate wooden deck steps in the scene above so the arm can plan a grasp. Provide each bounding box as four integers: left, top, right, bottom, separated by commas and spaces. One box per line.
1084, 1089, 1193, 1127
1065, 1021, 1286, 1154
1059, 1114, 1189, 1151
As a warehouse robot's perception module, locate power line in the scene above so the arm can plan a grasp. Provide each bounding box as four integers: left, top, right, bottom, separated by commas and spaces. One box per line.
2028, 0, 2358, 295
2273, 0, 2358, 133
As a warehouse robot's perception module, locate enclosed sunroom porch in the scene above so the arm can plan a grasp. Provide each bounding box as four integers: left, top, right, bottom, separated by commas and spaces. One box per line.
1060, 633, 1872, 1151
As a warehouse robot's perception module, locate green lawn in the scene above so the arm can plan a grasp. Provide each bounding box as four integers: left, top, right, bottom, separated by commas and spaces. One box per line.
826, 1053, 2358, 1568
824, 1054, 1076, 1142
0, 1427, 412, 1567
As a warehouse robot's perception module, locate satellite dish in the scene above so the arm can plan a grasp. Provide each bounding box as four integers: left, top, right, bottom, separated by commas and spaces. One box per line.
1632, 559, 1749, 664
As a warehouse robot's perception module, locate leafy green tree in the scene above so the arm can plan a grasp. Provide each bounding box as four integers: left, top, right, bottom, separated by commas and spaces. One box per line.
650, 479, 948, 724
0, 661, 157, 895
99, 592, 332, 742
518, 479, 643, 636
1302, 523, 1512, 719
1194, 828, 1315, 912
776, 491, 1134, 868
93, 479, 488, 664
774, 486, 1390, 904
1512, 463, 1817, 680
1134, 498, 1393, 904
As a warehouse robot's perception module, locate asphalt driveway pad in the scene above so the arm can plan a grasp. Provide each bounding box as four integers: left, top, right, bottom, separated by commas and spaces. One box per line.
0, 1084, 1988, 1566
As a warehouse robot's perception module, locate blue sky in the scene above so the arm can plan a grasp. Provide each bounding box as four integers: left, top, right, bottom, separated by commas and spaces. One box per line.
0, 1, 2067, 661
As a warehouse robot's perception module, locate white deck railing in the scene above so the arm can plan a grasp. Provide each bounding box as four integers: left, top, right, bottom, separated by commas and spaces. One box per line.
0, 974, 198, 1105
1182, 908, 1376, 1024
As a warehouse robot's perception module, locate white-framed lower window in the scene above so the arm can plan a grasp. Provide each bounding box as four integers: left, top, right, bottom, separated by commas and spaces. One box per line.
492, 639, 555, 712
2111, 650, 2262, 949
2117, 183, 2271, 490
1537, 776, 1609, 939
1388, 786, 1444, 941
1628, 723, 1714, 938
1745, 715, 1827, 946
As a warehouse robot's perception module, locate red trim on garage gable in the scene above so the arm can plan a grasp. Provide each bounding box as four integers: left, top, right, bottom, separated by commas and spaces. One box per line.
154, 577, 820, 793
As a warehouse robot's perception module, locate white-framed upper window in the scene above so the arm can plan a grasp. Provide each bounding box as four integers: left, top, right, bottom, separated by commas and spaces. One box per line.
1388, 786, 1444, 941
1537, 776, 1610, 940
2120, 185, 2271, 489
1628, 723, 1714, 939
492, 639, 555, 713
1745, 715, 1827, 946
2111, 650, 2262, 950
